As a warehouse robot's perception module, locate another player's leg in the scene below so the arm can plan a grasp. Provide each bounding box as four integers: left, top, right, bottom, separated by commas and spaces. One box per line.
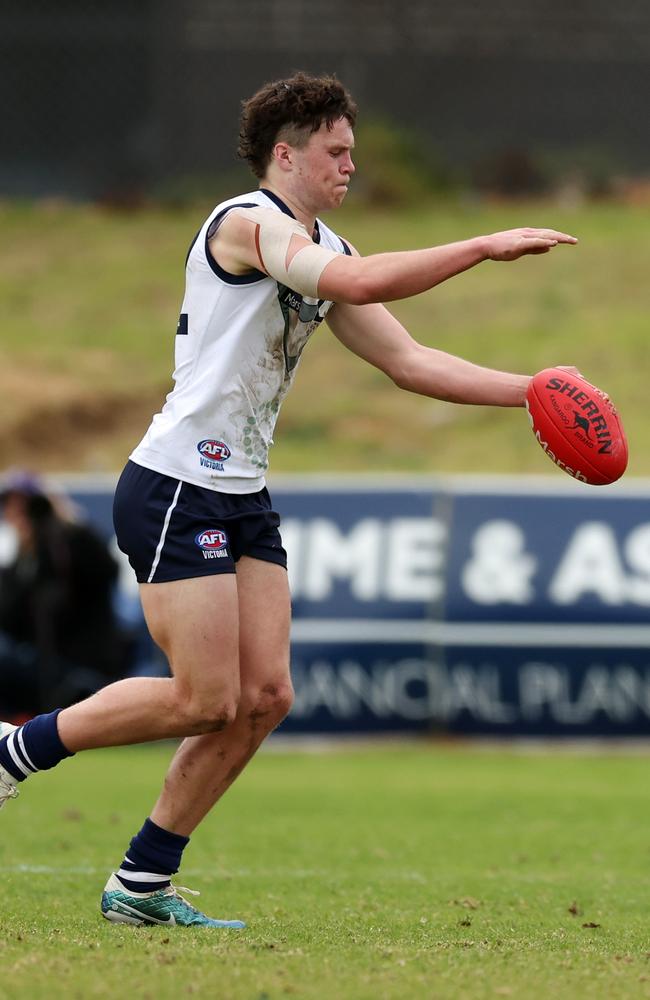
103, 558, 292, 927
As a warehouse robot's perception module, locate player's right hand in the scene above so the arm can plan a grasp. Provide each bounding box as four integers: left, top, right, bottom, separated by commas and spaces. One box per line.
484, 228, 578, 261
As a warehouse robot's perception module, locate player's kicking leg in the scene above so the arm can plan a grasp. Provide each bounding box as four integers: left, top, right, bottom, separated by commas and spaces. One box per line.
101, 558, 292, 928
0, 573, 245, 926
0, 573, 243, 796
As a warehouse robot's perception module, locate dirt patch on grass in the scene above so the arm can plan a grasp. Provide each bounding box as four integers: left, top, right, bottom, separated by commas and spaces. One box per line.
0, 386, 167, 472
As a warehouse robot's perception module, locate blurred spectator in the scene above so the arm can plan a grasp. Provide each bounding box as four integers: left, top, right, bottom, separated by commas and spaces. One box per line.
0, 471, 129, 715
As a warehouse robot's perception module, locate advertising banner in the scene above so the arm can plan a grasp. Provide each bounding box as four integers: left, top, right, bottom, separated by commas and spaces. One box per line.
3, 475, 648, 737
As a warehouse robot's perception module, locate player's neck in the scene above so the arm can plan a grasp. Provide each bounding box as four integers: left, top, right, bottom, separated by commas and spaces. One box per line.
258, 182, 317, 236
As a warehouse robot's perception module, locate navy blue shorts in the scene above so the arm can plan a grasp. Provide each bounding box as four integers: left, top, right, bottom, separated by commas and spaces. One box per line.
113, 461, 287, 583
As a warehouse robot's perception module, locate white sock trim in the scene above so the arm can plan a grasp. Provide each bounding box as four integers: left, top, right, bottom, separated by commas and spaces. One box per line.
16, 728, 37, 773
6, 733, 32, 778
117, 868, 172, 884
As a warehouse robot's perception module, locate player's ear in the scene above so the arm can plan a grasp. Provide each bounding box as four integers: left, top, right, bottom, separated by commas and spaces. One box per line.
272, 142, 294, 172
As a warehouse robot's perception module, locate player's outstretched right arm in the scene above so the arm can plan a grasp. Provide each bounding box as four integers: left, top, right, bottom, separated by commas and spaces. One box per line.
212, 208, 577, 306
318, 228, 578, 305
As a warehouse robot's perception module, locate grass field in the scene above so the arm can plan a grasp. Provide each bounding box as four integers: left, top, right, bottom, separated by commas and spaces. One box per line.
1, 197, 649, 476
1, 743, 649, 999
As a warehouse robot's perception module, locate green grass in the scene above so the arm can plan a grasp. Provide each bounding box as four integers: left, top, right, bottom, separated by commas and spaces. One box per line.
1, 744, 649, 999
1, 197, 649, 475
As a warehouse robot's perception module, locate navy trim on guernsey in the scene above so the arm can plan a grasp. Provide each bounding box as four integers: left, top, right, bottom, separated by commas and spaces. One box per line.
260, 188, 321, 244
204, 202, 266, 285
196, 189, 335, 283
184, 225, 202, 267
340, 238, 352, 256
259, 187, 295, 218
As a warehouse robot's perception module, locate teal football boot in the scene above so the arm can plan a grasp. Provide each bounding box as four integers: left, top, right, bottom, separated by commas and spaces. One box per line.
101, 874, 246, 928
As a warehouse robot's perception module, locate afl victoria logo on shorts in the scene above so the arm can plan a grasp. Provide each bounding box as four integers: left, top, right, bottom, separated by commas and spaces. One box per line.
197, 439, 231, 471
195, 528, 229, 559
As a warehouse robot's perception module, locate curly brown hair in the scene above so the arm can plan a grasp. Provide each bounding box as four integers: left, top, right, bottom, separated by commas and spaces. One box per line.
238, 71, 358, 179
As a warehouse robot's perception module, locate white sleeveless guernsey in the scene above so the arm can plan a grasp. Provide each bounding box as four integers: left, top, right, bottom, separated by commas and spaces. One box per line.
130, 188, 349, 494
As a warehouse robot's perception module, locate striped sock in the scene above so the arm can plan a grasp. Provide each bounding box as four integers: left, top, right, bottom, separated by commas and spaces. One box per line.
116, 818, 189, 893
0, 710, 74, 782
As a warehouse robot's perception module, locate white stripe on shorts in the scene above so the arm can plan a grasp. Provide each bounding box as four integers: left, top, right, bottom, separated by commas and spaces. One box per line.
147, 480, 183, 583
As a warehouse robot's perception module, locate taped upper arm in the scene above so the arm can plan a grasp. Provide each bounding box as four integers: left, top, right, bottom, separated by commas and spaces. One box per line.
228, 206, 339, 297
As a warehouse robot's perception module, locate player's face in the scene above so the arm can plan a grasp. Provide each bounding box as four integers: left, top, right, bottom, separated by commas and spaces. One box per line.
293, 117, 355, 211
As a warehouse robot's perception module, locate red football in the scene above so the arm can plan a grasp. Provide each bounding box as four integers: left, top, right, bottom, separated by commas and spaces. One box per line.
525, 368, 628, 485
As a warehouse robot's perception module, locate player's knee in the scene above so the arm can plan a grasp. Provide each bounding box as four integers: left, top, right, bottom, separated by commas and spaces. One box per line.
177, 694, 239, 735
202, 701, 239, 733
243, 679, 294, 731
269, 680, 294, 721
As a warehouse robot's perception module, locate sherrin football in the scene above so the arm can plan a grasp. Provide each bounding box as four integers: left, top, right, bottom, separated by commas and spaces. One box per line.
525, 368, 628, 485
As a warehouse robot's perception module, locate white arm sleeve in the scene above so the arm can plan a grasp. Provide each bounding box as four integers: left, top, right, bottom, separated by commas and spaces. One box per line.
233, 206, 339, 298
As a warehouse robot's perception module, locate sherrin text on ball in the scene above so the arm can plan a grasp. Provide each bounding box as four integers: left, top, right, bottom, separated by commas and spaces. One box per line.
525, 368, 628, 485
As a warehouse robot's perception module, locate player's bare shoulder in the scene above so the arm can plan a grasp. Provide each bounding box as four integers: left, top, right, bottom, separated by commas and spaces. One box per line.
208, 208, 263, 277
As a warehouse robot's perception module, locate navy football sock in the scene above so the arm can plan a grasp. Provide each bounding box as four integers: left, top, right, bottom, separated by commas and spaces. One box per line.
116, 818, 189, 893
0, 709, 74, 782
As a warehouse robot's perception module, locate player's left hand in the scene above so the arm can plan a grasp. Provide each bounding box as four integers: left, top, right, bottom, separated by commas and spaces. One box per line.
484, 228, 578, 261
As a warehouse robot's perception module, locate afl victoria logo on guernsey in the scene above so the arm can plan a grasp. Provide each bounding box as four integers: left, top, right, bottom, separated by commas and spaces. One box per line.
197, 439, 231, 471
195, 529, 229, 559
